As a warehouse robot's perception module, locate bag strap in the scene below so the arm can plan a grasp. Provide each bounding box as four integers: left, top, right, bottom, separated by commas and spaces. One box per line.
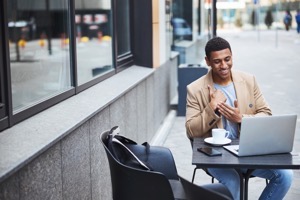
112, 137, 151, 170
114, 135, 137, 145
109, 126, 120, 136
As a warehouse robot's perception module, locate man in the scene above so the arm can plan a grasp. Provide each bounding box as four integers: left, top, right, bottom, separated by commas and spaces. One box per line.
296, 9, 300, 34
283, 10, 292, 31
185, 37, 293, 200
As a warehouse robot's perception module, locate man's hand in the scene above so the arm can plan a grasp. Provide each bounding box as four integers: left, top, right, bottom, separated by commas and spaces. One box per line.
217, 100, 242, 123
208, 85, 226, 111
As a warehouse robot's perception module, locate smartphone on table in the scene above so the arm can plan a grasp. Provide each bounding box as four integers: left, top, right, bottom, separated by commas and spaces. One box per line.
197, 147, 222, 156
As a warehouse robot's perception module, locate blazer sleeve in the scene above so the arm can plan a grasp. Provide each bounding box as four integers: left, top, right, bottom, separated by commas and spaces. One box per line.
185, 85, 221, 139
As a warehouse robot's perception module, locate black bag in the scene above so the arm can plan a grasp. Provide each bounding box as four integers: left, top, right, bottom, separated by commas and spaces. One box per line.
106, 126, 179, 180
107, 126, 152, 170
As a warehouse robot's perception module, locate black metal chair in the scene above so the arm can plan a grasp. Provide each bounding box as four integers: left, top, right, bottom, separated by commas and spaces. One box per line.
100, 130, 233, 200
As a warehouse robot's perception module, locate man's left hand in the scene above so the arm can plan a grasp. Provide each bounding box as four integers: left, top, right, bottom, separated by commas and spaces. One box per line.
217, 100, 242, 123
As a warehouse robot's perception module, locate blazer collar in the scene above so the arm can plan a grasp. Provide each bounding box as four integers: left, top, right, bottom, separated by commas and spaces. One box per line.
204, 69, 244, 87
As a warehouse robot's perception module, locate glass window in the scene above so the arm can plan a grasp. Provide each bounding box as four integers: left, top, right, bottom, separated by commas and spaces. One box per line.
0, 24, 5, 120
116, 0, 131, 56
1, 0, 136, 131
7, 0, 72, 113
171, 0, 193, 42
75, 0, 113, 85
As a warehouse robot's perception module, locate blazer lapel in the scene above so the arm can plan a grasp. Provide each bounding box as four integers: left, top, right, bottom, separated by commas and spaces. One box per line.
232, 71, 248, 113
203, 70, 223, 128
202, 70, 214, 105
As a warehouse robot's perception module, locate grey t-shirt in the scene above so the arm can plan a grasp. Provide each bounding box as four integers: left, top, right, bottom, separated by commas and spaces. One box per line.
214, 82, 239, 139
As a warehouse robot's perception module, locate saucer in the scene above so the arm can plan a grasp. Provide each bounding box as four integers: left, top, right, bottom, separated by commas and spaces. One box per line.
204, 137, 231, 146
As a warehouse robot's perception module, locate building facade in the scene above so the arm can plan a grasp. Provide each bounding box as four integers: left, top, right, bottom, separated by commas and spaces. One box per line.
0, 0, 208, 199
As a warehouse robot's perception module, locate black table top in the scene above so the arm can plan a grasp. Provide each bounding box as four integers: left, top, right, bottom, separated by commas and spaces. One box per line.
192, 138, 300, 169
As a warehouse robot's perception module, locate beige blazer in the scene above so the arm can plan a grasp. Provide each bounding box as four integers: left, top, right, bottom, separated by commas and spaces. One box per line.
185, 69, 272, 139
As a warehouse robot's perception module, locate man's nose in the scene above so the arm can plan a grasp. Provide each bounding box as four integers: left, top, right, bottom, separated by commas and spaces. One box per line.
220, 60, 228, 68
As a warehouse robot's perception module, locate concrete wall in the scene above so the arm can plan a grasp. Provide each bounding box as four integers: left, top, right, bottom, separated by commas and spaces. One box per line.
0, 57, 178, 200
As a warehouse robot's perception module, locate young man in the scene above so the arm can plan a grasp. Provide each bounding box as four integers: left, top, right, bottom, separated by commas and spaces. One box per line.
185, 37, 293, 200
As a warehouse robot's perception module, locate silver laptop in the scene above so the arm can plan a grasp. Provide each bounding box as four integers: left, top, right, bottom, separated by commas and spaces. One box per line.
223, 114, 297, 157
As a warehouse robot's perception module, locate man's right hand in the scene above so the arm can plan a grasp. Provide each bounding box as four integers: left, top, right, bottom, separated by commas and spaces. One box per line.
208, 85, 227, 111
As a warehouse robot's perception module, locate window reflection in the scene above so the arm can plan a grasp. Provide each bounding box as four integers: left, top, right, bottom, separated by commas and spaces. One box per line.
75, 0, 113, 85
7, 0, 72, 112
171, 0, 193, 43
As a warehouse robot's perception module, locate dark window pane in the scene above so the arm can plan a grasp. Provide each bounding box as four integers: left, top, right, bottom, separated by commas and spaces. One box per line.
116, 0, 131, 56
0, 65, 6, 119
0, 22, 5, 119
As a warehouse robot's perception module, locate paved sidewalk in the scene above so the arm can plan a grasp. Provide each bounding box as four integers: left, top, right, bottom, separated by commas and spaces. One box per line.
162, 29, 300, 200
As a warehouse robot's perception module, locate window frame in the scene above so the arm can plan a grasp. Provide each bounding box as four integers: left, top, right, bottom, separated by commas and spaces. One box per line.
0, 0, 136, 131
0, 0, 10, 131
113, 0, 134, 72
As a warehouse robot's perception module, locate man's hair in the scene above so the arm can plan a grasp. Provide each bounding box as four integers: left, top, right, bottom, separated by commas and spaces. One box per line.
205, 37, 231, 58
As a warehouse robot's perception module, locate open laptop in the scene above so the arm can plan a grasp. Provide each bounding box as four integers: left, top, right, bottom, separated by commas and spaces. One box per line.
223, 114, 297, 157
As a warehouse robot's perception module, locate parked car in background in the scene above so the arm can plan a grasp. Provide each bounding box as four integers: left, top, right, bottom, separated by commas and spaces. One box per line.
171, 17, 192, 40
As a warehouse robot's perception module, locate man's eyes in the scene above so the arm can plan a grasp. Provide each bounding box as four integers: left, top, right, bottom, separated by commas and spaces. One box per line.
213, 57, 231, 64
225, 57, 231, 62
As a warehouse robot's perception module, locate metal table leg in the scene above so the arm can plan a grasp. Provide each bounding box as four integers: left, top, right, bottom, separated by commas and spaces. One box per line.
235, 169, 245, 200
244, 169, 255, 200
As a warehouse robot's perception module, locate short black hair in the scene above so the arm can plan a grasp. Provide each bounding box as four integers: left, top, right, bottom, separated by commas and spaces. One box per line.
205, 37, 231, 58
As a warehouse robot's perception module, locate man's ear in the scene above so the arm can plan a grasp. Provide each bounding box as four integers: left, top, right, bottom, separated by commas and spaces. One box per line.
205, 56, 211, 66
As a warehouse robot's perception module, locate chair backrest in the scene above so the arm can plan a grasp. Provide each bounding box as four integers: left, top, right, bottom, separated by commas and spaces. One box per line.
100, 131, 176, 200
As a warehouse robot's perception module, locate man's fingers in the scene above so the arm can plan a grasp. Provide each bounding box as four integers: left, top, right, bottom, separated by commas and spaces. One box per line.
218, 104, 230, 113
218, 102, 231, 109
234, 100, 238, 108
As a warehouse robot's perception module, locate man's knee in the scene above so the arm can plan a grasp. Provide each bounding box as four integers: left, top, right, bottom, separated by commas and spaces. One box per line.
275, 170, 293, 186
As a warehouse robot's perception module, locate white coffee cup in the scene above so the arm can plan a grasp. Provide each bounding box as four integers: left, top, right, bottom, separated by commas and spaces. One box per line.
212, 128, 230, 143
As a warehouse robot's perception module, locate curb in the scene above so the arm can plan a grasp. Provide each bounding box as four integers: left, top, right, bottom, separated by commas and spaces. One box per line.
150, 110, 177, 146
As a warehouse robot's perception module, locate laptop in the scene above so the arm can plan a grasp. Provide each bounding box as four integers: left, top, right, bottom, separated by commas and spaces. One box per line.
223, 114, 297, 157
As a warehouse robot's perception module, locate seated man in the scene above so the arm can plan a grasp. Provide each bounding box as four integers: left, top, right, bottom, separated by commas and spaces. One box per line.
185, 36, 293, 200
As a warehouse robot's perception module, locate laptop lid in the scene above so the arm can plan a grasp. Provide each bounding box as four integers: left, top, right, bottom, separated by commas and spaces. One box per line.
224, 114, 297, 157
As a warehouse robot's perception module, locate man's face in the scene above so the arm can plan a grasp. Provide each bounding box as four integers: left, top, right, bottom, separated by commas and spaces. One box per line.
205, 48, 233, 84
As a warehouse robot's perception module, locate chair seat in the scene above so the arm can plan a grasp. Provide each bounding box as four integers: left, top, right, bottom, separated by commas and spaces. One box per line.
179, 176, 232, 200
201, 183, 233, 198
169, 178, 232, 200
